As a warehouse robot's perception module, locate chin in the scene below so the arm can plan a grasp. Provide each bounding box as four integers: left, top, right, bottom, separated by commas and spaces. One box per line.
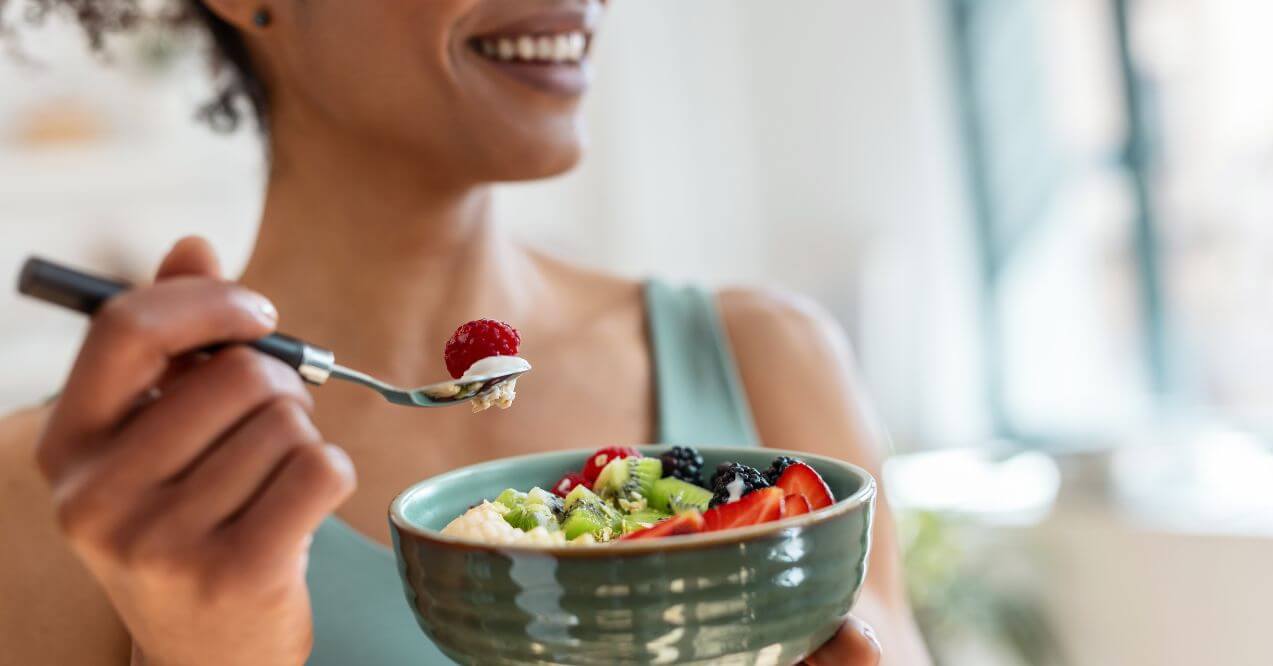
486, 140, 585, 183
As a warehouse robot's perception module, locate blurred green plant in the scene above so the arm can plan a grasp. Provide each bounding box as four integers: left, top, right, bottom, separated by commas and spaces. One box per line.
902, 510, 1066, 666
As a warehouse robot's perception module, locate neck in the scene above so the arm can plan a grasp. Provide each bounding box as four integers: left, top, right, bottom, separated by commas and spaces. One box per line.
239, 127, 543, 383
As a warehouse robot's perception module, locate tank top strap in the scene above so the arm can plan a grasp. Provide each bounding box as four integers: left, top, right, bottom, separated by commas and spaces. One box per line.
644, 280, 760, 447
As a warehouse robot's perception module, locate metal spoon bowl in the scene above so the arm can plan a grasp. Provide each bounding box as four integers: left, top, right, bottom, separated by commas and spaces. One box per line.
331, 364, 531, 408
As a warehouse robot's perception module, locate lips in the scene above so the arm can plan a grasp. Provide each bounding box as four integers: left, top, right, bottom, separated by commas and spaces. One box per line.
465, 5, 600, 97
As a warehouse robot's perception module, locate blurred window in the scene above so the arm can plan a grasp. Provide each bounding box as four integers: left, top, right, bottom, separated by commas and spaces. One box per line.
948, 0, 1272, 443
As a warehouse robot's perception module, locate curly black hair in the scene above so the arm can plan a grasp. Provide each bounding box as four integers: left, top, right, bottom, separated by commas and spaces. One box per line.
1, 0, 267, 133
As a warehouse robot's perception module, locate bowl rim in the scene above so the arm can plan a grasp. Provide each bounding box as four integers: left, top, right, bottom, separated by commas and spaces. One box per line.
388, 445, 877, 557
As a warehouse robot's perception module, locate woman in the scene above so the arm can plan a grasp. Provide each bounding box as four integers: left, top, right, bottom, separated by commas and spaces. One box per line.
0, 1, 930, 664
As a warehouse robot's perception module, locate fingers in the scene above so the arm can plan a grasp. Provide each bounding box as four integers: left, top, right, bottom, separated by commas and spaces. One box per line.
804, 617, 881, 666
150, 237, 226, 390
165, 398, 322, 532
225, 443, 356, 567
92, 347, 313, 488
47, 278, 279, 448
155, 236, 222, 280
44, 349, 313, 545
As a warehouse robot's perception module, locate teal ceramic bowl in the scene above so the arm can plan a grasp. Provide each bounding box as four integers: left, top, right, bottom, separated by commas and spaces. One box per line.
389, 446, 876, 665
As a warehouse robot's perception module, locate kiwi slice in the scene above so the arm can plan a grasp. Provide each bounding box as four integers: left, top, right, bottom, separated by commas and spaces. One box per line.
524, 487, 565, 519
497, 488, 565, 529
562, 510, 606, 540
620, 508, 672, 534
564, 485, 602, 512
561, 486, 622, 541
503, 504, 559, 532
649, 477, 712, 514
495, 488, 527, 510
525, 487, 555, 506
594, 457, 663, 503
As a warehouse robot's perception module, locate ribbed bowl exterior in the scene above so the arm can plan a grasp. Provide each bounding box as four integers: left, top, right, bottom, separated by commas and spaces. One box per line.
390, 446, 875, 665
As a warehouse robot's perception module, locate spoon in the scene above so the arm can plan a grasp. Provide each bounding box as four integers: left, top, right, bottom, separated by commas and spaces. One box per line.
16, 258, 530, 408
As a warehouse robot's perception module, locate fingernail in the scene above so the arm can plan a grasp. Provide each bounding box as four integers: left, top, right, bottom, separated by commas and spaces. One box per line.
251, 295, 279, 325
861, 623, 881, 651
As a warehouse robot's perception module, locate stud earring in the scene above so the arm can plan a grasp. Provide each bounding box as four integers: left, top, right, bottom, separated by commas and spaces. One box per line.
252, 7, 272, 27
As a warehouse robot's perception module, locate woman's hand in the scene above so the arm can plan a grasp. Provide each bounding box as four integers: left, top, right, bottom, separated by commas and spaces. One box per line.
35, 237, 355, 666
803, 616, 882, 665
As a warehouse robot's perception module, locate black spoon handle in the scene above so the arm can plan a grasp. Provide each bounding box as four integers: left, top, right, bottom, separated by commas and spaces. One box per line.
16, 257, 336, 385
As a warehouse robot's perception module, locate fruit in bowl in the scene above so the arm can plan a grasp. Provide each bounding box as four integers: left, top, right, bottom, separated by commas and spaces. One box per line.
437, 446, 841, 548
389, 445, 876, 665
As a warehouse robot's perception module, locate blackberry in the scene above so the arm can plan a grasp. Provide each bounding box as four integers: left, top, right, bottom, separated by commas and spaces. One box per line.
764, 456, 803, 485
659, 446, 706, 486
708, 462, 770, 507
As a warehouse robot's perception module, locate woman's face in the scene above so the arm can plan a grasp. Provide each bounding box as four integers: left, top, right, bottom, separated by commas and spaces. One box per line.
242, 0, 606, 184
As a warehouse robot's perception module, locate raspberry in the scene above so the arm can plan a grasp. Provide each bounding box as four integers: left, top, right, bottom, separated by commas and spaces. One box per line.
443, 319, 521, 379
763, 456, 803, 485
581, 446, 641, 484
708, 462, 770, 508
659, 446, 706, 486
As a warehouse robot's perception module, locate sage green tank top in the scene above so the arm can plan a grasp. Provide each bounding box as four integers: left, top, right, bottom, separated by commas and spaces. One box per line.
305, 281, 759, 665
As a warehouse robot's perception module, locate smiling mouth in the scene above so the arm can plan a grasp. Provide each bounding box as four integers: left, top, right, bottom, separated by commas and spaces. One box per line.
470, 32, 591, 65
467, 29, 594, 97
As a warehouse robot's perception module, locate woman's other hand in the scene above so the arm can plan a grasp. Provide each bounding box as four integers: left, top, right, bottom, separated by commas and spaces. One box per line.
35, 237, 355, 666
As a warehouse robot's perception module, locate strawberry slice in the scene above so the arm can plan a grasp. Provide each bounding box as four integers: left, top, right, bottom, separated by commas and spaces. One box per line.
774, 463, 835, 510
581, 446, 640, 484
783, 493, 812, 517
620, 511, 706, 540
702, 487, 785, 532
550, 472, 590, 498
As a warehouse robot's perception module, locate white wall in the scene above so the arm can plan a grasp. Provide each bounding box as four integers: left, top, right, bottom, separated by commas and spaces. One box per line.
499, 0, 989, 449
0, 24, 263, 408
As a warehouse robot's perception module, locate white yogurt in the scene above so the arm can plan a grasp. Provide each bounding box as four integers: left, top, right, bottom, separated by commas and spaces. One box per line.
461, 355, 531, 412
725, 477, 746, 504
461, 355, 532, 380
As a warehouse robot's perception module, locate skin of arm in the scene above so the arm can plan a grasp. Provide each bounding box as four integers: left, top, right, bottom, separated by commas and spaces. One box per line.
720, 288, 932, 666
0, 406, 131, 664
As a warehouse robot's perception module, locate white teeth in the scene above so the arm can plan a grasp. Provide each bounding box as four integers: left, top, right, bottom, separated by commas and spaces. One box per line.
553, 35, 571, 62
478, 31, 589, 64
517, 36, 536, 60
536, 36, 555, 60
569, 32, 586, 60
498, 38, 516, 61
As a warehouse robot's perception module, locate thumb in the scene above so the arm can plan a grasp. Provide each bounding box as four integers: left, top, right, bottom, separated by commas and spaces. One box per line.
155, 236, 222, 281
804, 616, 882, 666
148, 236, 228, 389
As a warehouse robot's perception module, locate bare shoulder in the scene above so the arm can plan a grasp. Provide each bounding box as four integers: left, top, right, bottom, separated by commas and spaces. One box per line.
716, 288, 884, 468
717, 287, 851, 367
717, 290, 931, 657
0, 406, 130, 664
